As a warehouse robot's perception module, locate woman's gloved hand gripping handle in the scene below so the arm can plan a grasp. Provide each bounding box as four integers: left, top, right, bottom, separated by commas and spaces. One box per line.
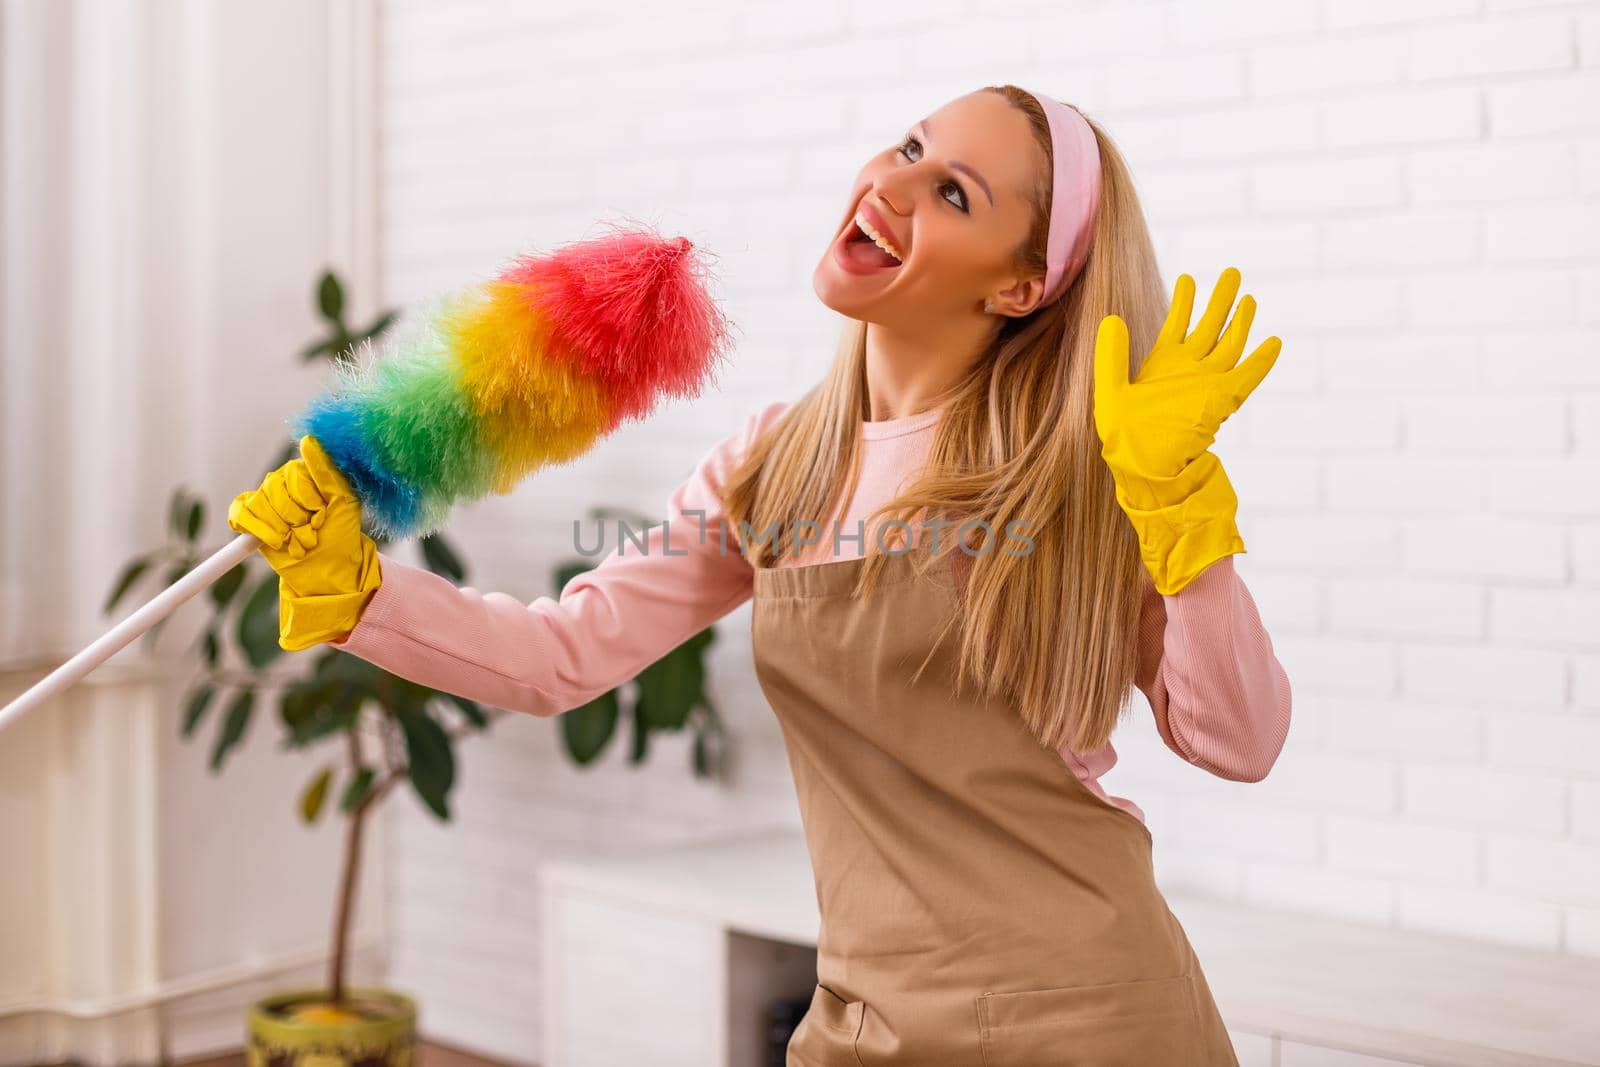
1093, 267, 1282, 596
226, 435, 383, 651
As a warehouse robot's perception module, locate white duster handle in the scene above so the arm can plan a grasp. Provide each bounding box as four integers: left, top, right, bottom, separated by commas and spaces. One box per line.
0, 532, 262, 732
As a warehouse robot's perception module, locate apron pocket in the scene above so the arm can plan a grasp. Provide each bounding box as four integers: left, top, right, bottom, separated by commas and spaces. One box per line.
788, 983, 865, 1067
975, 973, 1203, 1067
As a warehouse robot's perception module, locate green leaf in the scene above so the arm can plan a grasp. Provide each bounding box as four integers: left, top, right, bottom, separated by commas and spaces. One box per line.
210, 688, 255, 771
162, 556, 197, 590
691, 700, 724, 780
692, 725, 711, 778
560, 689, 619, 766
317, 271, 344, 323
419, 533, 467, 582
278, 676, 363, 747
295, 654, 389, 742
209, 562, 247, 609
394, 702, 454, 820
330, 327, 354, 364
314, 648, 383, 685
588, 505, 655, 528
185, 499, 204, 542
299, 767, 333, 823
355, 309, 398, 345
554, 559, 595, 592
442, 692, 487, 730
238, 572, 283, 669
308, 653, 390, 724
142, 618, 167, 650
200, 625, 219, 668
169, 488, 191, 539
181, 684, 216, 738
144, 561, 195, 646
300, 338, 336, 363
634, 641, 703, 731
264, 438, 298, 476
628, 696, 650, 764
309, 648, 343, 677
103, 556, 152, 615
340, 766, 377, 813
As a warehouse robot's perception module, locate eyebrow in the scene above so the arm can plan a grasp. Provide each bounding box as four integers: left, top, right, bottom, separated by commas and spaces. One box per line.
918, 118, 995, 208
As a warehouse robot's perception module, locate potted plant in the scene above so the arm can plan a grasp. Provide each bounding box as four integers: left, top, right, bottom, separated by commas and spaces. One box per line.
104, 269, 727, 1066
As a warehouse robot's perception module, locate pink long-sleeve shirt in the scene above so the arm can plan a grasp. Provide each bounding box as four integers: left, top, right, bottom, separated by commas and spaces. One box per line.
332, 400, 1292, 825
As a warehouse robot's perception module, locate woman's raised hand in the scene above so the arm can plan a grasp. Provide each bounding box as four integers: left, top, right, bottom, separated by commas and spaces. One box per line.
1093, 267, 1281, 506
1091, 267, 1282, 595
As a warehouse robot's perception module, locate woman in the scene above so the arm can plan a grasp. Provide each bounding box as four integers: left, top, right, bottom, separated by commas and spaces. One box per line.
230, 86, 1290, 1065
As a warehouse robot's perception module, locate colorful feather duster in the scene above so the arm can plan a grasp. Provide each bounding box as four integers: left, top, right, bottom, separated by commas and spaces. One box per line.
292, 222, 734, 540
0, 222, 734, 730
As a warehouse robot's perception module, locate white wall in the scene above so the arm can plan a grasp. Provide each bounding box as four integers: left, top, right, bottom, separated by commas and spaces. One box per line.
0, 1, 386, 1063
369, 0, 1600, 1060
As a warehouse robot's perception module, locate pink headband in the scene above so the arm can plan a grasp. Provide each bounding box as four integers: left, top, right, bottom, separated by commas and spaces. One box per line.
1029, 93, 1103, 307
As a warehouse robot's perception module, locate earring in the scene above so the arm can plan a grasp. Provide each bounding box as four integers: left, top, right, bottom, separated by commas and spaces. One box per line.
984, 301, 996, 314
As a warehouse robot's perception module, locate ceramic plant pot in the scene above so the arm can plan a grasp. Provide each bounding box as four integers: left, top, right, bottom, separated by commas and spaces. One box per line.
246, 987, 416, 1067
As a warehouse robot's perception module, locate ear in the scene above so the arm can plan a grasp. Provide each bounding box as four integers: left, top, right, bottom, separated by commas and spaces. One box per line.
985, 272, 1048, 318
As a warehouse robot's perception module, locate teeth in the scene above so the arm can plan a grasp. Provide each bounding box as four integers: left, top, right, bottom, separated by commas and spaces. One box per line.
854, 214, 903, 262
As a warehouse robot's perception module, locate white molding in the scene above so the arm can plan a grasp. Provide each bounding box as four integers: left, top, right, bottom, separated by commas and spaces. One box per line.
0, 658, 181, 692
0, 938, 387, 1066
0, 936, 383, 1020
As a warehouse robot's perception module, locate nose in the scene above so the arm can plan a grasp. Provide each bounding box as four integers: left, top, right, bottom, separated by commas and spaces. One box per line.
869, 177, 912, 219
862, 160, 914, 218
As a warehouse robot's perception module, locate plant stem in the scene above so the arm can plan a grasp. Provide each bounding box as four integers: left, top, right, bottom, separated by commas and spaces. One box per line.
327, 703, 500, 1002
329, 785, 362, 1002
330, 728, 364, 1003
329, 725, 400, 1003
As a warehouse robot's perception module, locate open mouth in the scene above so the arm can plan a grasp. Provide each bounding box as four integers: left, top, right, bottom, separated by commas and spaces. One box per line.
838, 217, 904, 271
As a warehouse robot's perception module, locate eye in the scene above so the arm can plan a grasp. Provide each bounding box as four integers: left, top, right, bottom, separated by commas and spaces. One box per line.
897, 136, 970, 214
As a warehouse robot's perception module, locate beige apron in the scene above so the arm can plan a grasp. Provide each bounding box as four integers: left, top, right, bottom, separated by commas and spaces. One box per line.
752, 539, 1239, 1066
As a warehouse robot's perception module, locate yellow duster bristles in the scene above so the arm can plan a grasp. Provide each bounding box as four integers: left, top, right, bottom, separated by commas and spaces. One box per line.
445, 281, 612, 493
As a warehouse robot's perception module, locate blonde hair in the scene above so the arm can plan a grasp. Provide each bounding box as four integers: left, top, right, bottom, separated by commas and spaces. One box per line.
722, 87, 1168, 755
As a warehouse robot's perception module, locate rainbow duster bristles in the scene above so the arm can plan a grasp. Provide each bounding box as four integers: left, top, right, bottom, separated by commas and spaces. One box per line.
291, 223, 734, 540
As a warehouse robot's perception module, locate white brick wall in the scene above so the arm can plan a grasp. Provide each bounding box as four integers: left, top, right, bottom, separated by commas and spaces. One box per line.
376, 0, 1600, 1058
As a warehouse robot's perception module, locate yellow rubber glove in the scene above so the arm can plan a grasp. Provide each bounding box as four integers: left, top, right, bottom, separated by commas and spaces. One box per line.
1093, 267, 1282, 595
226, 435, 383, 651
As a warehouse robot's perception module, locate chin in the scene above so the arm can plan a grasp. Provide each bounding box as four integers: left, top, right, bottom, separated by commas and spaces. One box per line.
812, 264, 860, 319
811, 253, 892, 324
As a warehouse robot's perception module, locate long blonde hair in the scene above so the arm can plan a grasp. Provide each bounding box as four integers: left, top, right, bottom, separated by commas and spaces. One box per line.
722, 87, 1168, 755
